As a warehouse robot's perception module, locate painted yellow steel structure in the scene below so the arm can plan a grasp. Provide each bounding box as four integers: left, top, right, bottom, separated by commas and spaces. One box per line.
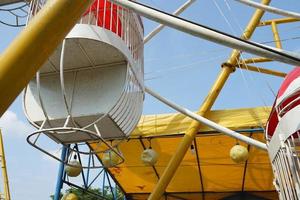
271, 22, 282, 49
237, 17, 300, 78
236, 64, 287, 77
148, 0, 271, 199
0, 0, 93, 116
90, 106, 275, 199
0, 0, 299, 199
0, 130, 10, 200
241, 57, 273, 64
259, 17, 300, 26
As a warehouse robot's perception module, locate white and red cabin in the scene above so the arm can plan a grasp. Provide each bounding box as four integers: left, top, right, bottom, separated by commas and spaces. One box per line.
266, 67, 300, 200
24, 0, 144, 143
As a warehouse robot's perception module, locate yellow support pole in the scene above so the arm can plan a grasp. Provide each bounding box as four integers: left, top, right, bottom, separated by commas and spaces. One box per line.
0, 130, 10, 200
259, 17, 300, 26
0, 0, 93, 116
240, 19, 284, 67
148, 0, 271, 199
240, 57, 272, 64
271, 21, 282, 49
237, 64, 286, 77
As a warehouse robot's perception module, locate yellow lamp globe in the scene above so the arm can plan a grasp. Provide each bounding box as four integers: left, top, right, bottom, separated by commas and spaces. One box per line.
230, 145, 249, 163
63, 193, 78, 200
141, 148, 158, 166
102, 149, 121, 168
65, 160, 82, 177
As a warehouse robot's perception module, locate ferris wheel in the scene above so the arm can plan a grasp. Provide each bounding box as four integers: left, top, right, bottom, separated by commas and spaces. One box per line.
1, 0, 300, 199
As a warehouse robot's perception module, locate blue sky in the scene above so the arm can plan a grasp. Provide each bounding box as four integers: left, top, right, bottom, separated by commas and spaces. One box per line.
0, 0, 300, 199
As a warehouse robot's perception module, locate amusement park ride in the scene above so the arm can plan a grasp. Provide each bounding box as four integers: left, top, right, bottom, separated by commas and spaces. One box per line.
0, 0, 300, 199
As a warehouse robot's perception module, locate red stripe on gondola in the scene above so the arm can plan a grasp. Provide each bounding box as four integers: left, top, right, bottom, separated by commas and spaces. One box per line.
84, 0, 122, 37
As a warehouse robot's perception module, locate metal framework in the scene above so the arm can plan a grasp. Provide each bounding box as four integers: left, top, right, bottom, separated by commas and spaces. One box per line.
143, 0, 195, 44
145, 87, 267, 150
0, 0, 300, 200
53, 144, 125, 200
0, 0, 94, 116
237, 17, 300, 78
0, 2, 29, 27
110, 0, 300, 66
142, 0, 271, 198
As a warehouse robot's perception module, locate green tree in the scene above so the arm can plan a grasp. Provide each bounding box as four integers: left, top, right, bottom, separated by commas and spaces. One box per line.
50, 186, 124, 200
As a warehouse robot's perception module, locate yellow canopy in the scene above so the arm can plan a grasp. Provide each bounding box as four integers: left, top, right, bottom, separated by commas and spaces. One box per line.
131, 106, 271, 137
90, 106, 277, 199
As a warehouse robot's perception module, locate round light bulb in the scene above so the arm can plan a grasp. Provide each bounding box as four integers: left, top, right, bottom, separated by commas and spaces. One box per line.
230, 145, 249, 163
65, 160, 82, 177
141, 148, 158, 166
102, 149, 121, 168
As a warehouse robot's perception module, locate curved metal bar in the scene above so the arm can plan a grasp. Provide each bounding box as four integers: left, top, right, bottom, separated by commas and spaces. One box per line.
123, 68, 144, 133
59, 39, 83, 129
93, 124, 125, 157
68, 71, 77, 112
127, 91, 144, 134
33, 120, 47, 144
0, 20, 26, 27
114, 75, 133, 124
82, 114, 108, 130
59, 39, 72, 116
119, 75, 138, 131
27, 137, 103, 169
89, 130, 125, 152
36, 71, 52, 127
59, 39, 80, 129
124, 90, 143, 134
27, 127, 125, 160
22, 86, 40, 129
109, 66, 131, 118
27, 130, 125, 169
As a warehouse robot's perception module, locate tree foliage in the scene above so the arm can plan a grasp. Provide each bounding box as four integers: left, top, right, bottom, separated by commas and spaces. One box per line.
50, 186, 124, 200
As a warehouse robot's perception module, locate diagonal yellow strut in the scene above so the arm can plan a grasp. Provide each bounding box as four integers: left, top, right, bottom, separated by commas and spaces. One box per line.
0, 0, 94, 116
0, 130, 10, 200
148, 0, 271, 199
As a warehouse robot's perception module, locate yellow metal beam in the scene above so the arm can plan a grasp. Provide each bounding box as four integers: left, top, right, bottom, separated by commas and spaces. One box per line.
240, 19, 285, 67
271, 21, 282, 49
148, 0, 271, 199
0, 0, 93, 116
237, 64, 286, 77
259, 17, 300, 26
241, 57, 272, 64
0, 130, 10, 200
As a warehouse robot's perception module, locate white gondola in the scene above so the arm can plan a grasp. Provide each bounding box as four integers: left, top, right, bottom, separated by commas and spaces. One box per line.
24, 0, 144, 145
266, 67, 300, 200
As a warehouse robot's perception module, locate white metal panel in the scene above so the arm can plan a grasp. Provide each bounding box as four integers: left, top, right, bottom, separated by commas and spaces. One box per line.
25, 64, 127, 127
268, 105, 300, 161
39, 31, 128, 74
